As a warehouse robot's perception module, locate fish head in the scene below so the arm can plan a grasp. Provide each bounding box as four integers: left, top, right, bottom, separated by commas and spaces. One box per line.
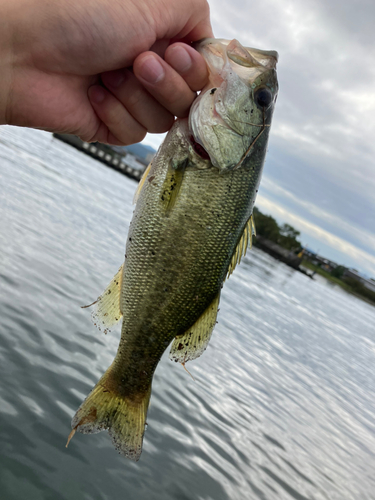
189, 39, 278, 171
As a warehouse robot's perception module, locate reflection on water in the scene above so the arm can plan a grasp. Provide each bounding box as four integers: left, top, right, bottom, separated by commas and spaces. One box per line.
1, 126, 375, 500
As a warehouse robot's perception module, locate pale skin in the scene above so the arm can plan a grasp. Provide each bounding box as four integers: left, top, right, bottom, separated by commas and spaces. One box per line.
0, 0, 213, 145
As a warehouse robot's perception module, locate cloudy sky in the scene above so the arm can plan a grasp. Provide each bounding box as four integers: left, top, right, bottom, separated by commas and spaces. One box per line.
143, 0, 375, 277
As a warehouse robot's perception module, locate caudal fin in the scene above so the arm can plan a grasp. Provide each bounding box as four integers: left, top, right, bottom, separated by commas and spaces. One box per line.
69, 367, 151, 461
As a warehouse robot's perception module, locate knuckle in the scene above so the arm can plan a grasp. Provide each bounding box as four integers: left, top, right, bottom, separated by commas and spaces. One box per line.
120, 128, 146, 146
149, 116, 174, 134
81, 123, 106, 143
125, 88, 145, 111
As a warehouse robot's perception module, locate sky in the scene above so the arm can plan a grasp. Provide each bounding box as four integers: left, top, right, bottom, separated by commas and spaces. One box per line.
143, 0, 375, 277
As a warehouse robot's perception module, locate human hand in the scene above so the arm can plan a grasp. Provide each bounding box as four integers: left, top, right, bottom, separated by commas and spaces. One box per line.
0, 0, 212, 144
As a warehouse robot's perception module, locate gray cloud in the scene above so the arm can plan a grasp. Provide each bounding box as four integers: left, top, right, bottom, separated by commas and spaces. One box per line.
210, 0, 375, 269
144, 0, 375, 274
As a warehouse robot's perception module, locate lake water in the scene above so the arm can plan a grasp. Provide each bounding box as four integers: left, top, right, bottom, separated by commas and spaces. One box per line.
1, 126, 374, 500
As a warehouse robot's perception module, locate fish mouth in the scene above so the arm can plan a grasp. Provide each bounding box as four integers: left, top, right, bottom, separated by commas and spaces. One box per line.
193, 38, 278, 86
189, 134, 211, 160
189, 39, 278, 170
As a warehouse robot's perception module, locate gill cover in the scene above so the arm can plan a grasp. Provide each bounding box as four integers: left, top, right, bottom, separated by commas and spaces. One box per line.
189, 39, 278, 171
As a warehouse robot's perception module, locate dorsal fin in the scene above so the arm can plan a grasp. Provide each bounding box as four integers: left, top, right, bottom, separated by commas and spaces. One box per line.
227, 214, 256, 278
169, 293, 220, 364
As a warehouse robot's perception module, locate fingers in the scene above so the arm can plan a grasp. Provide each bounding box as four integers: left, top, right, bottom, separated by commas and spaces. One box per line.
88, 69, 177, 144
164, 43, 209, 92
133, 53, 195, 118
101, 69, 174, 133
133, 43, 209, 118
88, 43, 209, 145
88, 85, 147, 145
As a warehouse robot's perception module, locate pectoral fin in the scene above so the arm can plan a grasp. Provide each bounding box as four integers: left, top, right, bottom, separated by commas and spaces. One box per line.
161, 159, 188, 214
169, 293, 220, 364
227, 214, 256, 278
83, 265, 123, 334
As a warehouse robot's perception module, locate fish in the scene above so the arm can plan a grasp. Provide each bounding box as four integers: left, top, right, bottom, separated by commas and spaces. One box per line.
67, 38, 278, 461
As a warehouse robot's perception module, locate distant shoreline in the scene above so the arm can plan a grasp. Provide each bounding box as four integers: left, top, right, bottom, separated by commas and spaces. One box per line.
53, 133, 145, 182
302, 260, 375, 306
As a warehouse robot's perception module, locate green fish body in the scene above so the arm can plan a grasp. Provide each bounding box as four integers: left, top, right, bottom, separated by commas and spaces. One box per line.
70, 39, 278, 460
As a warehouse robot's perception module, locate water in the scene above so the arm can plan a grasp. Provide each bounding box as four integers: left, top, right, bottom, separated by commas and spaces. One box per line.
1, 126, 374, 500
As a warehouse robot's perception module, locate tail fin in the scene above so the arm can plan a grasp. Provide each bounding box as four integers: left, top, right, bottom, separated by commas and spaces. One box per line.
69, 367, 151, 461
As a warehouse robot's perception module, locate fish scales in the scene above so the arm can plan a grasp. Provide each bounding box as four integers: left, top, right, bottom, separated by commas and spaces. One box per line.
69, 38, 278, 460
114, 122, 265, 395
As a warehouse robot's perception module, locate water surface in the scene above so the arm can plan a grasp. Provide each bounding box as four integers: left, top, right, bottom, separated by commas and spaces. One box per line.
1, 126, 374, 500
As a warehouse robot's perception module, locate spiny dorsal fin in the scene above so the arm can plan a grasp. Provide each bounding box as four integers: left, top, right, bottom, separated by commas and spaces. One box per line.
227, 214, 256, 278
133, 162, 152, 205
84, 265, 123, 334
169, 293, 220, 364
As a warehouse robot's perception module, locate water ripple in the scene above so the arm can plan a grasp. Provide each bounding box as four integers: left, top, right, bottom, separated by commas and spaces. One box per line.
1, 126, 375, 500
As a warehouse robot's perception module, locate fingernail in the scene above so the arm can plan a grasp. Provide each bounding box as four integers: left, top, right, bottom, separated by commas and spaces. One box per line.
89, 86, 105, 104
102, 70, 125, 89
168, 46, 192, 73
139, 55, 165, 84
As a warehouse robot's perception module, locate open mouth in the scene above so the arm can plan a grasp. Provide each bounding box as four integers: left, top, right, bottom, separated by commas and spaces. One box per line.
189, 135, 211, 160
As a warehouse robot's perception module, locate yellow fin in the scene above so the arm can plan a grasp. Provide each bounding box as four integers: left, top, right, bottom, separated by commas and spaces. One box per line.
251, 215, 256, 237
160, 159, 187, 214
227, 214, 255, 278
133, 161, 152, 205
70, 365, 151, 461
86, 265, 123, 334
169, 293, 220, 364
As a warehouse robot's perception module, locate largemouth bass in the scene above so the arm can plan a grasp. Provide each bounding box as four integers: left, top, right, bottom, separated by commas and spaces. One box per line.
68, 38, 278, 461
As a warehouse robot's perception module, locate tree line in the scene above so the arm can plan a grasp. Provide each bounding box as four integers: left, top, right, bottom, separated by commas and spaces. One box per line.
253, 207, 375, 304
253, 207, 302, 251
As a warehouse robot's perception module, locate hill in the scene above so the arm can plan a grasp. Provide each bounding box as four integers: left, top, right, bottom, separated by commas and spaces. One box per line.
124, 143, 156, 160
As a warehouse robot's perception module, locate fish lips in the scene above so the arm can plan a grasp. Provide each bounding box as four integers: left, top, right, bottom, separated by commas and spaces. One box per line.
189, 39, 278, 171
189, 68, 278, 171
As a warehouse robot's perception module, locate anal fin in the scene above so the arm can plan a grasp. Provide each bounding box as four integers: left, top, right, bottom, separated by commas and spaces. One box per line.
169, 293, 220, 364
84, 264, 123, 334
227, 214, 256, 278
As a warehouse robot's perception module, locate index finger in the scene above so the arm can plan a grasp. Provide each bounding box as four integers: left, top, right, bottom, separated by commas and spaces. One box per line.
177, 18, 214, 43
164, 43, 209, 92
133, 52, 197, 118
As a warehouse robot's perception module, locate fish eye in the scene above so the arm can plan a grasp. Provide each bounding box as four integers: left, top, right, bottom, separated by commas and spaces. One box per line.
254, 88, 273, 108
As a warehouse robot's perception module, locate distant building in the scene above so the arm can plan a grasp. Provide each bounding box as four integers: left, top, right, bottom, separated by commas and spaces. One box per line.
303, 249, 316, 259
307, 252, 338, 272
121, 153, 146, 172
343, 269, 375, 292
53, 134, 145, 181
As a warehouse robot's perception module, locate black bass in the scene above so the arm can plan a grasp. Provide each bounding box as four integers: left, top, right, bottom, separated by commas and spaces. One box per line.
68, 38, 278, 461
